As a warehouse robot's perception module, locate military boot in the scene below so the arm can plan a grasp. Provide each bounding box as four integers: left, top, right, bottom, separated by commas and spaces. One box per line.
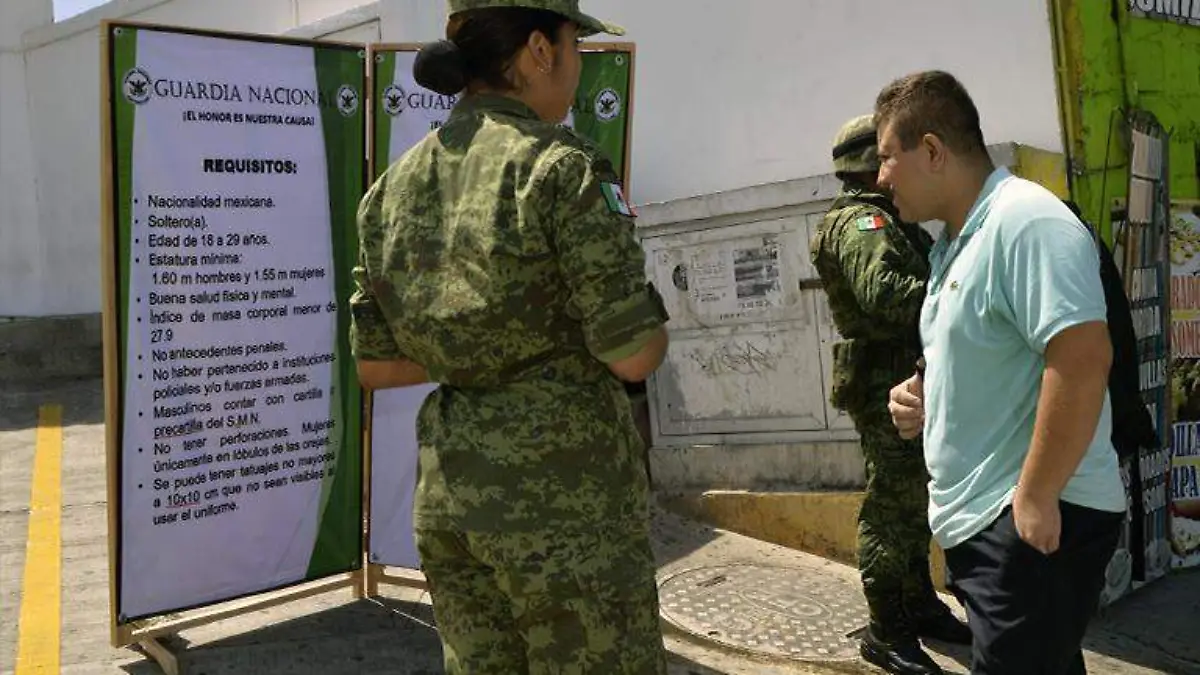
860, 625, 943, 675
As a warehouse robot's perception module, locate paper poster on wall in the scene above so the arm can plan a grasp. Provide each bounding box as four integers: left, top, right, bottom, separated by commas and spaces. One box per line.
1127, 0, 1200, 27
1171, 210, 1200, 357
1106, 216, 1172, 604
365, 44, 636, 570
656, 235, 787, 325
1097, 115, 1177, 605
105, 23, 365, 620
1170, 205, 1200, 569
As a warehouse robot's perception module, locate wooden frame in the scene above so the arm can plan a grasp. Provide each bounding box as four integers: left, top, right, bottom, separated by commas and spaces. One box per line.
99, 15, 122, 654
100, 24, 638, 671
99, 19, 369, 672
361, 41, 425, 598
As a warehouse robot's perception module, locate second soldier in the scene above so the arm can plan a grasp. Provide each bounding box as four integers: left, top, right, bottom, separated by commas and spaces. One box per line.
809, 114, 971, 675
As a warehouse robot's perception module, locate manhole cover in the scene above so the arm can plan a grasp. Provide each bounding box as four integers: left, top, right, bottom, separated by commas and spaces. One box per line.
659, 563, 869, 662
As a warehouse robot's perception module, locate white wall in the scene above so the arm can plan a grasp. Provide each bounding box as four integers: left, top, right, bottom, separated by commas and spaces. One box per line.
4, 0, 1065, 317
4, 0, 375, 317
0, 0, 52, 317
381, 0, 1066, 206
623, 0, 1066, 204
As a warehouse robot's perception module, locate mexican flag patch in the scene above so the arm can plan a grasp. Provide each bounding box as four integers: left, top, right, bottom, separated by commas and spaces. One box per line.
855, 214, 887, 231
601, 182, 636, 217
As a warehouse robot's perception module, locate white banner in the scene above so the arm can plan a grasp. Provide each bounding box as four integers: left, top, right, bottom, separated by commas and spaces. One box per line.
368, 386, 436, 568
112, 26, 364, 619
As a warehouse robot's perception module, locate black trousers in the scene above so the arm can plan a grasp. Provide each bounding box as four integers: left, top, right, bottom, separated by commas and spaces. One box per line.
944, 501, 1122, 675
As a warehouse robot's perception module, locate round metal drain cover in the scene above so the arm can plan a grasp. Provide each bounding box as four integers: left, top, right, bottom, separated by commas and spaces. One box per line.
659, 563, 868, 662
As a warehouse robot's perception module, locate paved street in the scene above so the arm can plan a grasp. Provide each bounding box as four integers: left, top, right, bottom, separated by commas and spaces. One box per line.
1, 378, 1197, 674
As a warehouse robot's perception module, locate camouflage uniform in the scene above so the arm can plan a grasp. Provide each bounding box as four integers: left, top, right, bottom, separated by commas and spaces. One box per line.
809, 116, 939, 644
350, 81, 669, 674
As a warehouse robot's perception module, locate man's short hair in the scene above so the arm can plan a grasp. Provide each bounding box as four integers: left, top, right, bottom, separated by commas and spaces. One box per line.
874, 70, 988, 157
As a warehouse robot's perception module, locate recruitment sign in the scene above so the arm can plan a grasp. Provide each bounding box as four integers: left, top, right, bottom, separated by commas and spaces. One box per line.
102, 23, 366, 622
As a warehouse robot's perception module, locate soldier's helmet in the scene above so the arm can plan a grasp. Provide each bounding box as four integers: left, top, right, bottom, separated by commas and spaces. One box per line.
447, 0, 624, 37
831, 114, 880, 179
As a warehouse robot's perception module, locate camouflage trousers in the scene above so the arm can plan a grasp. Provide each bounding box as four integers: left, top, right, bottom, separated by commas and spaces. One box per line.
415, 526, 668, 674
849, 400, 941, 642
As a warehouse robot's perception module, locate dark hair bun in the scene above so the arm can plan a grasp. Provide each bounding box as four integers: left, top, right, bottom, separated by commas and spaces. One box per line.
414, 40, 467, 96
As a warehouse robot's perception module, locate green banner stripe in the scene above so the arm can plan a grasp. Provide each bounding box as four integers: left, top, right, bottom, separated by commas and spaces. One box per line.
574, 51, 632, 182
307, 46, 367, 579
373, 51, 395, 179
111, 23, 137, 621
113, 26, 138, 389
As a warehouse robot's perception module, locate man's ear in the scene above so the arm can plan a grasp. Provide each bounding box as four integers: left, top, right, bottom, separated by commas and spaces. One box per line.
922, 133, 947, 172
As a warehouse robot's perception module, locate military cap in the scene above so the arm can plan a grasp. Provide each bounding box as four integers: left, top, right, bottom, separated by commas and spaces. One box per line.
832, 114, 880, 177
447, 0, 625, 37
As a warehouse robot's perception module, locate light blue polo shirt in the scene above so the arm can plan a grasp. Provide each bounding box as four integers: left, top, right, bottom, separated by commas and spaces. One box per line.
920, 167, 1126, 549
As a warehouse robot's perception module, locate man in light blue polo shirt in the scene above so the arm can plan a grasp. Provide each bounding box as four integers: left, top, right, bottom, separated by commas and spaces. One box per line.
876, 70, 1125, 675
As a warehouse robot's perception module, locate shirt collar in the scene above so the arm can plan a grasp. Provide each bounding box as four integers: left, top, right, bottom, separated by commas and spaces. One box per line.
956, 166, 1013, 241
928, 167, 1013, 274
452, 93, 541, 122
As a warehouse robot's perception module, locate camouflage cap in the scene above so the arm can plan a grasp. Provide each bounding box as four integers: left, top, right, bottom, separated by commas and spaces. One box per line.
832, 114, 880, 176
447, 0, 625, 37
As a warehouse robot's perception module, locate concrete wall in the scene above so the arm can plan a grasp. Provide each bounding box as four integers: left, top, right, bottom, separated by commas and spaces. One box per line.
2, 0, 1066, 318
0, 0, 374, 320
0, 0, 53, 319
379, 0, 1067, 207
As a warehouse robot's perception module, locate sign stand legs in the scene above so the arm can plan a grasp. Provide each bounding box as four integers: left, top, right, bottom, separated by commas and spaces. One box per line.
366, 562, 382, 597
139, 637, 181, 675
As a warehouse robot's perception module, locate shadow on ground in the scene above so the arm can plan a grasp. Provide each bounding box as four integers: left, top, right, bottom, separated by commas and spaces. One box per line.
650, 500, 724, 571
0, 377, 106, 431
1086, 568, 1200, 675
118, 597, 444, 675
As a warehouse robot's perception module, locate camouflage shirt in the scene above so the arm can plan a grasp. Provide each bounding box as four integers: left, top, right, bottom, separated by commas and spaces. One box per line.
350, 94, 668, 534
810, 190, 933, 409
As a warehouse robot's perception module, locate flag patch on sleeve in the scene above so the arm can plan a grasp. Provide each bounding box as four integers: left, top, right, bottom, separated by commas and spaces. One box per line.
601, 182, 636, 217
855, 214, 887, 231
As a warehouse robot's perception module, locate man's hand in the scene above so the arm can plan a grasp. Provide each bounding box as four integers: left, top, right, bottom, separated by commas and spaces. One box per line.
1012, 489, 1061, 555
1014, 320, 1110, 555
888, 373, 925, 440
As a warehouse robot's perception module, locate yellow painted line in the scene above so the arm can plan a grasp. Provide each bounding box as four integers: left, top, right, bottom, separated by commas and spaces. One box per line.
15, 404, 62, 675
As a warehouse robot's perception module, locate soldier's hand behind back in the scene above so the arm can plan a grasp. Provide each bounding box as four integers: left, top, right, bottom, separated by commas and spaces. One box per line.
888, 374, 924, 440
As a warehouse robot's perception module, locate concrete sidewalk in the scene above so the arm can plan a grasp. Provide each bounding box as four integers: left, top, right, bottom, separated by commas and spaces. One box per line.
1, 378, 1196, 674
652, 507, 1199, 675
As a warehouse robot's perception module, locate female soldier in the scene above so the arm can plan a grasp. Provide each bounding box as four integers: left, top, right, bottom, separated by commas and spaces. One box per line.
348, 1, 671, 672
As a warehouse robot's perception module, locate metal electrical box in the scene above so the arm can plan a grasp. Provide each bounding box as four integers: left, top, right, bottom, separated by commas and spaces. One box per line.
644, 212, 854, 438
637, 174, 856, 448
